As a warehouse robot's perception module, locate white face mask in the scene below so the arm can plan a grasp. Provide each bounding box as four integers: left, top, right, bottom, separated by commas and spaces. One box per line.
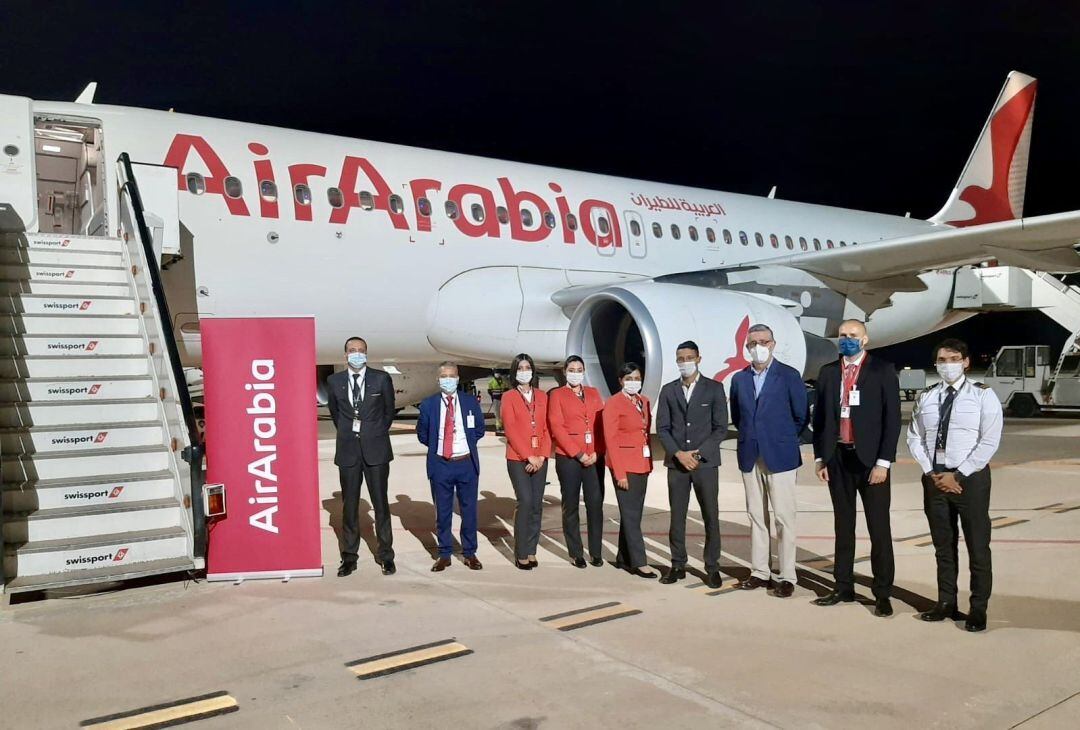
749, 345, 771, 365
936, 362, 964, 384
347, 352, 367, 369
622, 380, 642, 395
677, 361, 698, 378
515, 370, 533, 385
565, 371, 585, 387
438, 377, 459, 394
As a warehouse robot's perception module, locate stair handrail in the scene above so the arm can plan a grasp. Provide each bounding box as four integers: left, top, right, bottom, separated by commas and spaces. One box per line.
116, 153, 206, 562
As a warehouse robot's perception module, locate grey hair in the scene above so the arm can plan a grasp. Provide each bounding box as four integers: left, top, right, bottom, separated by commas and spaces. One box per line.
437, 361, 459, 373
747, 324, 774, 338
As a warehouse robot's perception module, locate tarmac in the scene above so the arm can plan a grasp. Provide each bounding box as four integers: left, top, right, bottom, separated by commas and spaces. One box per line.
2, 394, 1079, 729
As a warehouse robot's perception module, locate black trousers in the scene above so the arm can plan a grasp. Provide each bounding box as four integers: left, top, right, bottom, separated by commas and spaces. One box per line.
827, 446, 894, 599
923, 467, 993, 612
555, 454, 606, 560
615, 472, 649, 569
667, 465, 721, 572
339, 460, 394, 564
508, 459, 549, 561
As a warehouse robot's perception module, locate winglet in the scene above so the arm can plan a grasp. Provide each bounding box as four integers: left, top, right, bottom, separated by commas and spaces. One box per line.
930, 71, 1037, 228
75, 82, 97, 104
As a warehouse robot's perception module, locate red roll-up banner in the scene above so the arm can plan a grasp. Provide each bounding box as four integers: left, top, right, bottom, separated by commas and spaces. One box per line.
203, 317, 323, 581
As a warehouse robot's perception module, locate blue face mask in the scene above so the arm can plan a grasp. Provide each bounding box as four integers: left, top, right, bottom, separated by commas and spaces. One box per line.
347, 352, 367, 369
439, 377, 459, 394
838, 337, 862, 357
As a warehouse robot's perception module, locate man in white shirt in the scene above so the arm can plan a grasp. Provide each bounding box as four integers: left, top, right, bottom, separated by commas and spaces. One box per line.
907, 338, 1003, 632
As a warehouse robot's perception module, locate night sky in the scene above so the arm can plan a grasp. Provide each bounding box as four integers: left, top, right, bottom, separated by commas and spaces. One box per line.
4, 2, 1079, 366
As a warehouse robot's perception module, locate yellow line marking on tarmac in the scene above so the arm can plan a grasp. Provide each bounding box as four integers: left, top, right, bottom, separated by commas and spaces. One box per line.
991, 516, 1029, 529
539, 601, 642, 631
801, 557, 835, 571
345, 639, 473, 680
80, 691, 238, 729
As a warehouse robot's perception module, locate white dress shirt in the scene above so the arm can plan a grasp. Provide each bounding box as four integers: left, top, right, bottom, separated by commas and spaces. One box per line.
347, 365, 367, 408
437, 393, 470, 458
681, 373, 700, 402
906, 376, 1003, 476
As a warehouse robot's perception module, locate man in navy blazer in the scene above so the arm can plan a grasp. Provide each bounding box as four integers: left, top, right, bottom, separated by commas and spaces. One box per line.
417, 362, 487, 572
729, 324, 807, 598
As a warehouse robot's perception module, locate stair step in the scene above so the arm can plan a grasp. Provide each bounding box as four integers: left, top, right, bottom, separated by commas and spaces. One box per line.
3, 497, 182, 542
0, 233, 124, 254
0, 248, 122, 268
2, 555, 193, 594
0, 313, 140, 335
1, 471, 176, 512
0, 375, 153, 402
0, 445, 171, 481
0, 263, 128, 284
0, 355, 149, 379
0, 398, 161, 427
0, 421, 164, 453
3, 527, 190, 584
0, 334, 146, 357
0, 293, 137, 316
0, 280, 131, 297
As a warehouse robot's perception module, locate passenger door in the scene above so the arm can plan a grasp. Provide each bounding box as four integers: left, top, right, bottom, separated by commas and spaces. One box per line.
0, 95, 38, 232
623, 210, 647, 258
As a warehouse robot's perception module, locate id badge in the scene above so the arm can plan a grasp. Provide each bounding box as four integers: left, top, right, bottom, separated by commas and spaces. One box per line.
531, 435, 539, 449
840, 406, 851, 419
848, 389, 860, 406
584, 431, 593, 445
466, 413, 476, 429
352, 419, 362, 433
935, 449, 946, 464
642, 444, 651, 458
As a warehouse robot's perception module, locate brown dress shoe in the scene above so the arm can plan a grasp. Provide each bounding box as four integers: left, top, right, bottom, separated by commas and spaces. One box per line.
463, 556, 483, 570
774, 580, 795, 598
738, 576, 770, 590
431, 556, 452, 572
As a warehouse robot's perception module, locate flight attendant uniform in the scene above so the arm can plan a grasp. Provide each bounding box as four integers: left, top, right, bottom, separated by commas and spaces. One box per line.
602, 391, 653, 570
548, 384, 606, 564
502, 386, 553, 563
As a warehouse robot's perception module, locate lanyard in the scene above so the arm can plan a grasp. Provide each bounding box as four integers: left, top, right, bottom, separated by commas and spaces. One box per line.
348, 372, 365, 413
519, 387, 537, 435
841, 356, 864, 407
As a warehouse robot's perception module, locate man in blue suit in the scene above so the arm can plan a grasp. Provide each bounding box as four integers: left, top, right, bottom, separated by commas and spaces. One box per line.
729, 324, 808, 597
417, 361, 487, 572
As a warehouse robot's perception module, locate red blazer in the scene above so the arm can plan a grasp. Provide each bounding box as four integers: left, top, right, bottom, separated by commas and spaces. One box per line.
602, 392, 652, 481
548, 385, 605, 458
502, 387, 552, 461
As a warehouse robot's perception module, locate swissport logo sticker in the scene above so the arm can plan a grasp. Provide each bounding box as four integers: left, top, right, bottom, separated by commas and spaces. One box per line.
63, 485, 125, 502
46, 340, 99, 352
46, 383, 103, 397
50, 431, 108, 447
65, 547, 130, 567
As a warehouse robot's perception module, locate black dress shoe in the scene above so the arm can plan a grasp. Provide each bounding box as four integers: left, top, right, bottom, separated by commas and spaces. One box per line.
589, 556, 604, 567
738, 576, 770, 591
631, 567, 657, 579
919, 602, 960, 622
812, 591, 855, 606
965, 609, 987, 632
572, 557, 587, 569
774, 581, 795, 598
706, 571, 723, 589
874, 598, 894, 617
337, 561, 357, 577
528, 558, 538, 568
381, 560, 396, 575
659, 567, 686, 584
516, 560, 533, 570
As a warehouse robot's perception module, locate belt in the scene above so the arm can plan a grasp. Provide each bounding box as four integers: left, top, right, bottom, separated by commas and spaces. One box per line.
838, 442, 856, 450
439, 454, 471, 462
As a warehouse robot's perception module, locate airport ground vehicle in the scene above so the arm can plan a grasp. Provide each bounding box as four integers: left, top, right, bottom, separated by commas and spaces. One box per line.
898, 367, 927, 401
983, 339, 1080, 416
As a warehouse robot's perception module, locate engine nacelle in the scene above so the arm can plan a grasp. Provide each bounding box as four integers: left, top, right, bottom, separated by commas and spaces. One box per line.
566, 282, 807, 400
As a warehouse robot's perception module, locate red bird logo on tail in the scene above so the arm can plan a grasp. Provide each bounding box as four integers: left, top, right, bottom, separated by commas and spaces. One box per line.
713, 316, 752, 382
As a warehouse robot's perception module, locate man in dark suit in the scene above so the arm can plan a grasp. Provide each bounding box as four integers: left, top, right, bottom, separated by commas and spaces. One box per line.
327, 336, 397, 577
416, 362, 486, 572
656, 340, 729, 588
812, 320, 901, 616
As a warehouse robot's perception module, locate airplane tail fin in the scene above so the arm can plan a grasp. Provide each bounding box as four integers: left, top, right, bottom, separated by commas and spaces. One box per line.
930, 71, 1037, 227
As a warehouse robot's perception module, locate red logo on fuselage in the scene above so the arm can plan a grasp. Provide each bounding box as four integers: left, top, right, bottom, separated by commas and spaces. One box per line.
713, 316, 752, 382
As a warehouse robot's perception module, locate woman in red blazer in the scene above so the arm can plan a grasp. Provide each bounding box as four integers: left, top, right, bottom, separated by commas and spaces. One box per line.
601, 362, 656, 578
502, 353, 552, 570
548, 355, 606, 568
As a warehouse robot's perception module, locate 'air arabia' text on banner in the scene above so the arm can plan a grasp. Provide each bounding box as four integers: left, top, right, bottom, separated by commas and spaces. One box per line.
203, 317, 323, 580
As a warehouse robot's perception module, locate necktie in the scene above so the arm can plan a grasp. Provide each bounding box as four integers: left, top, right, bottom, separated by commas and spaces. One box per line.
934, 386, 957, 469
839, 363, 856, 444
351, 374, 361, 411
442, 396, 455, 459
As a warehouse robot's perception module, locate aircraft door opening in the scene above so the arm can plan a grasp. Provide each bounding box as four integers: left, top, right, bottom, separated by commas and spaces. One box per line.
0, 95, 37, 233
623, 211, 646, 258
590, 206, 616, 257
32, 116, 106, 236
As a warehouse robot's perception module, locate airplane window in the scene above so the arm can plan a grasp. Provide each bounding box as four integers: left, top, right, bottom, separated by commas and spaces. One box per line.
799, 236, 808, 251
544, 211, 557, 229
671, 224, 681, 240
389, 194, 405, 215
445, 200, 460, 219
359, 191, 375, 211
826, 239, 835, 249
598, 216, 610, 235
497, 206, 510, 224
723, 229, 732, 245
521, 209, 534, 228
565, 213, 578, 230
259, 180, 277, 202
813, 238, 821, 250
839, 240, 846, 247
294, 184, 312, 206
784, 235, 794, 250
769, 234, 779, 248
652, 222, 663, 238
224, 176, 243, 199
739, 231, 748, 246
630, 219, 642, 237
328, 187, 345, 208
706, 228, 716, 243
688, 225, 699, 242
186, 173, 206, 196
471, 203, 485, 222
417, 197, 432, 216
755, 233, 764, 247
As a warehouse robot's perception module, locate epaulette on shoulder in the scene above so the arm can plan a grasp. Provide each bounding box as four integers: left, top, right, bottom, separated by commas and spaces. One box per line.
917, 383, 941, 399
972, 381, 990, 389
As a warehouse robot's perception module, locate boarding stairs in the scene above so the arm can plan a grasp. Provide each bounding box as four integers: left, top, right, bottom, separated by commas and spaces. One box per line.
954, 265, 1080, 345
0, 158, 204, 596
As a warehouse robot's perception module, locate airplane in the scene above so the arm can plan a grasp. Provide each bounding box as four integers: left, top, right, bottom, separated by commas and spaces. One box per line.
3, 70, 1078, 407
